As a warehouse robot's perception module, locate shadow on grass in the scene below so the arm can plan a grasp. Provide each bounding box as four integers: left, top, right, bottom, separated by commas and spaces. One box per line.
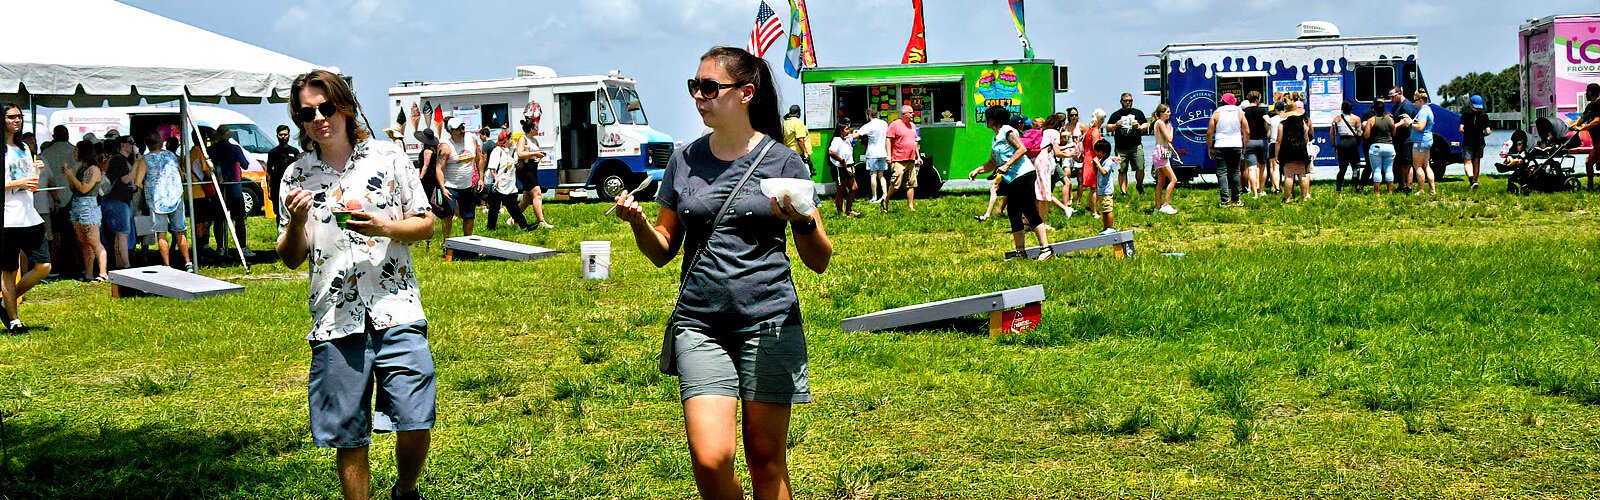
1, 417, 309, 498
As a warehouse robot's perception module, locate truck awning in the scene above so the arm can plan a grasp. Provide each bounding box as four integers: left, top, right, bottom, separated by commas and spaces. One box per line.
828, 75, 964, 86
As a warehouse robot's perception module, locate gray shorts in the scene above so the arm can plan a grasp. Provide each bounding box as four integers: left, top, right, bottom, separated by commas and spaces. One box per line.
1116, 145, 1145, 173
151, 209, 187, 233
673, 322, 811, 404
1244, 140, 1269, 167
308, 320, 436, 448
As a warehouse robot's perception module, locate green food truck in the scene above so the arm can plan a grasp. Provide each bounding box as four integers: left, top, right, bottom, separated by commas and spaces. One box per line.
799, 59, 1068, 194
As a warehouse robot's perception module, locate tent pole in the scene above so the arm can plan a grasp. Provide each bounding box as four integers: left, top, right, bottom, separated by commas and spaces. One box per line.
181, 92, 249, 272
181, 97, 199, 272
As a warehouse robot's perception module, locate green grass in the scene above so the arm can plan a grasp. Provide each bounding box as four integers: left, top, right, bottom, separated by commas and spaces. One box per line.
3, 177, 1600, 498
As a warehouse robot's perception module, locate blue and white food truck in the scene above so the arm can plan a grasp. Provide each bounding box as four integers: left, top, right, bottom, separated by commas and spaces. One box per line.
389, 66, 674, 200
1145, 22, 1463, 181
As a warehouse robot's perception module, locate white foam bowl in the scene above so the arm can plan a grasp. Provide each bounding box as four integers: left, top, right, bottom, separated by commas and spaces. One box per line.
759, 178, 817, 217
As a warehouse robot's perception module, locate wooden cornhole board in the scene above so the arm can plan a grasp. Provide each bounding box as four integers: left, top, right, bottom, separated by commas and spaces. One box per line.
841, 285, 1045, 336
108, 265, 243, 300
1005, 230, 1136, 260
443, 236, 558, 262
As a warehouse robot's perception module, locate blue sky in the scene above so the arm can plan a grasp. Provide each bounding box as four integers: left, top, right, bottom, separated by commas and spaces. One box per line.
127, 0, 1592, 142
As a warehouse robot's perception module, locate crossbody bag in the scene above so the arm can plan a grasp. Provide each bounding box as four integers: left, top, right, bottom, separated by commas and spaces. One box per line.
658, 137, 777, 375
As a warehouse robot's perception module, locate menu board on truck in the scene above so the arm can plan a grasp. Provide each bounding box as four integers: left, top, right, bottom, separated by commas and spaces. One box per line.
1307, 75, 1342, 125
803, 83, 833, 129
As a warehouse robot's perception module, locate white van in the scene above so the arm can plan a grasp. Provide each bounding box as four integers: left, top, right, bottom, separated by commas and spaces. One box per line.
48, 105, 275, 215
389, 66, 674, 200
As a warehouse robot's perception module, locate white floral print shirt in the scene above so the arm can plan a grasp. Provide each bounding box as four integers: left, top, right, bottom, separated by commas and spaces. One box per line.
279, 139, 430, 341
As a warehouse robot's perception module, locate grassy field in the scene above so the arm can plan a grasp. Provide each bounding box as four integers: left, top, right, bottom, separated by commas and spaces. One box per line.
2, 177, 1598, 499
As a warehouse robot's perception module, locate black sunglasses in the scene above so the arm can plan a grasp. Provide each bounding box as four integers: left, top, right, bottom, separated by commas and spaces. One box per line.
294, 102, 338, 123
687, 78, 742, 98
3, 114, 21, 119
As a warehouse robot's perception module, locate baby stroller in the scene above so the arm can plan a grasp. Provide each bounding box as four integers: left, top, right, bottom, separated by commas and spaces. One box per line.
1497, 117, 1582, 194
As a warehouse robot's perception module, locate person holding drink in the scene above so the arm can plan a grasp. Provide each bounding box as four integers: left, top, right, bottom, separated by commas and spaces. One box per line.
275, 70, 438, 500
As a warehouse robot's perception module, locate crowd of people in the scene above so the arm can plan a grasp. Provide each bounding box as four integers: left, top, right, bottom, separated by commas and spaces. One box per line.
0, 104, 286, 333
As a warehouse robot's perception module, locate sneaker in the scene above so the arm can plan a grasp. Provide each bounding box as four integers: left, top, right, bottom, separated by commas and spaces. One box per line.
1099, 228, 1118, 236
241, 248, 257, 258
538, 221, 556, 229
974, 214, 989, 222
1035, 246, 1054, 261
7, 319, 25, 334
1217, 202, 1230, 208
390, 487, 426, 500
184, 263, 196, 273
1159, 205, 1178, 215
1470, 182, 1480, 190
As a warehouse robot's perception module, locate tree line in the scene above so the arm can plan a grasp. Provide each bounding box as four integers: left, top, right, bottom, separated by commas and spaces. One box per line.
1436, 65, 1517, 113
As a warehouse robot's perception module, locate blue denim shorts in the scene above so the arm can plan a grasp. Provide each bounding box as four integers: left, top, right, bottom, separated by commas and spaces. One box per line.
864, 157, 889, 172
99, 198, 132, 235
308, 321, 436, 448
69, 197, 101, 225
673, 322, 811, 404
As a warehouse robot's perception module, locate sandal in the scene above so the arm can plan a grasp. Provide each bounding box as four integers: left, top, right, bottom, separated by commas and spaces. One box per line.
1036, 246, 1054, 261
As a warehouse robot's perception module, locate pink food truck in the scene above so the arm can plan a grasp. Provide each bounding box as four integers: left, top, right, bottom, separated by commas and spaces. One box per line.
1520, 13, 1600, 147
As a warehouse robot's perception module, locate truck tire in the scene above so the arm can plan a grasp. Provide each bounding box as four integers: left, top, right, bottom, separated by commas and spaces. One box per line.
241, 181, 264, 216
593, 163, 631, 201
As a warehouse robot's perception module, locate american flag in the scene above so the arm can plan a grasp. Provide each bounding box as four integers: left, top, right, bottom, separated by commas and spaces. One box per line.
746, 1, 784, 58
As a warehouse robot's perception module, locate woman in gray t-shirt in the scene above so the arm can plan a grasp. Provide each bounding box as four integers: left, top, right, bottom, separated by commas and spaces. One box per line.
613, 46, 832, 498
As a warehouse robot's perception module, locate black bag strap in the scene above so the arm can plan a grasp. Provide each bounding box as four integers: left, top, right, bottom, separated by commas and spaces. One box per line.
657, 136, 776, 374
666, 136, 776, 326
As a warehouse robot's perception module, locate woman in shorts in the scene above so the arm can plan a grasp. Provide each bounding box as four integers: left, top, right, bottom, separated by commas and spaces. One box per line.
612, 47, 833, 499
64, 141, 107, 281
1150, 104, 1178, 214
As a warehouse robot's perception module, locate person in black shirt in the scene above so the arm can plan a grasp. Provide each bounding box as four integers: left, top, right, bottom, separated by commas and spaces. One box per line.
1567, 83, 1600, 189
1458, 95, 1492, 189
1105, 93, 1149, 195
101, 136, 138, 270
1242, 91, 1270, 196
266, 125, 300, 224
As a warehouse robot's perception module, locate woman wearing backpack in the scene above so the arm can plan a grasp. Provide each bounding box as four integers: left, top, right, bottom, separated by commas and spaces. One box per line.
64, 140, 107, 282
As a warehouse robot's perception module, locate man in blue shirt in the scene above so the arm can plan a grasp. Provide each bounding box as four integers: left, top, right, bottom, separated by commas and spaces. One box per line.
1387, 87, 1420, 192
207, 129, 253, 257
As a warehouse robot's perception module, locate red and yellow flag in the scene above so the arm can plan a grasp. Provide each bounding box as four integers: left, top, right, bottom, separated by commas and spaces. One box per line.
902, 0, 927, 64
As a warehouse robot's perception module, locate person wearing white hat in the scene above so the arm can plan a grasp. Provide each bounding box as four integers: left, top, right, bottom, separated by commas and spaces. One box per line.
436, 116, 481, 242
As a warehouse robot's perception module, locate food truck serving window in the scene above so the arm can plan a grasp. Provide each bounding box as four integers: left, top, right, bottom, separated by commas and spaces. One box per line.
1354, 64, 1395, 103
830, 78, 965, 128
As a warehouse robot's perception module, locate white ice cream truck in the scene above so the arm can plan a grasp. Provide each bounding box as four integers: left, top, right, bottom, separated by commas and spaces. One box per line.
388, 66, 674, 200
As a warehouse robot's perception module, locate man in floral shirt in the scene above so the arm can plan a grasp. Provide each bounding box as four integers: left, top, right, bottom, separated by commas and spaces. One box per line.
276, 70, 437, 500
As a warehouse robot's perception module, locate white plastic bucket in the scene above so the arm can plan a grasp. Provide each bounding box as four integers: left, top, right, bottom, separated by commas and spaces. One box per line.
579, 241, 612, 280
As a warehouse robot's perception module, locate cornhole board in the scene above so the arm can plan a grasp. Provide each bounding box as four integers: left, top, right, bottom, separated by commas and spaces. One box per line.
108, 265, 243, 300
1005, 230, 1136, 260
841, 285, 1045, 335
443, 235, 558, 262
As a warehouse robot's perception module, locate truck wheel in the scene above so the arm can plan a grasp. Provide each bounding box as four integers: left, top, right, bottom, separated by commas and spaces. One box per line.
242, 181, 264, 216
596, 166, 630, 200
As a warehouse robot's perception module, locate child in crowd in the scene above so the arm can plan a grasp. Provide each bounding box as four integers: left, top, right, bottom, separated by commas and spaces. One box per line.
1093, 139, 1119, 235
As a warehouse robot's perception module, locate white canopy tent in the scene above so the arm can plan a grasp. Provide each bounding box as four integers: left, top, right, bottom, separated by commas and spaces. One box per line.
0, 0, 335, 272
